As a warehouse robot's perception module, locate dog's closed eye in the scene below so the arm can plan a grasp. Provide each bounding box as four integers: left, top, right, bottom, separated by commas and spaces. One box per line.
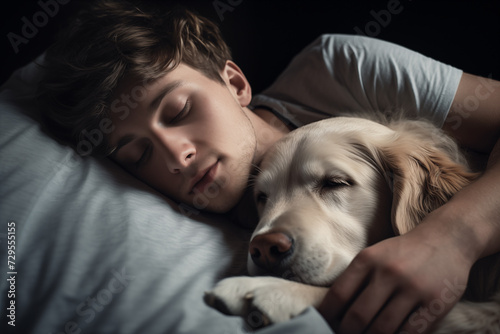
255, 191, 268, 205
316, 177, 352, 193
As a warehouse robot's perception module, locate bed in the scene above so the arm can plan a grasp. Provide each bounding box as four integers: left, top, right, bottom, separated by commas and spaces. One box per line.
1, 2, 499, 333
0, 57, 333, 334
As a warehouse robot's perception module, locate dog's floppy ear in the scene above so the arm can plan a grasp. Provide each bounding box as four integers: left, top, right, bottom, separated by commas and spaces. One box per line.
375, 120, 479, 235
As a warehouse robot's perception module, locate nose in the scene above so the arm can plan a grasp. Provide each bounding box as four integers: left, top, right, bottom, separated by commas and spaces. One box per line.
167, 149, 195, 174
155, 129, 196, 173
249, 232, 294, 270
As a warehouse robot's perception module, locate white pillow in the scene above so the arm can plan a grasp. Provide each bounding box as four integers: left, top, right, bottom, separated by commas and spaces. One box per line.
0, 57, 332, 334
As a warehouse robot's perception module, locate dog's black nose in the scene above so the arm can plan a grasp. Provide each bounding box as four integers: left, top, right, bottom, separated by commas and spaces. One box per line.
249, 232, 293, 270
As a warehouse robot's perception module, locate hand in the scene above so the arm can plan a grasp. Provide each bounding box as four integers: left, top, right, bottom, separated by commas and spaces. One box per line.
317, 216, 474, 334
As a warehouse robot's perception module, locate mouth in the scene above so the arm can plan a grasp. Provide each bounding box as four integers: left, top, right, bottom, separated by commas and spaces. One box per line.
189, 160, 219, 194
248, 259, 307, 284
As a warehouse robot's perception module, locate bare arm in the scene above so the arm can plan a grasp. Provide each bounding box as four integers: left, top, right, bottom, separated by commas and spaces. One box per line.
444, 72, 500, 154
318, 72, 500, 334
442, 72, 500, 260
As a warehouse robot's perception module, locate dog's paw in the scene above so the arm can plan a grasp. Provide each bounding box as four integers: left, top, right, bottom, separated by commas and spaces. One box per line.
204, 276, 327, 328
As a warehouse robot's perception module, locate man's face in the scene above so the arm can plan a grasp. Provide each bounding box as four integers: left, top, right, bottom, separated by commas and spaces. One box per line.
108, 62, 257, 212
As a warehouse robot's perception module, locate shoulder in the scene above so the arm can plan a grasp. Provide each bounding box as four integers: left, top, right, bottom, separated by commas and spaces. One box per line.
293, 34, 425, 79
302, 34, 409, 59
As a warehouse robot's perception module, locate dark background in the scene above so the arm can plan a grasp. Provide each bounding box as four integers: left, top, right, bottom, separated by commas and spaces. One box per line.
1, 0, 500, 94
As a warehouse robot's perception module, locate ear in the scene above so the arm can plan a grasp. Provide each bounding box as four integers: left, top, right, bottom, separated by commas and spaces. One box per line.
220, 60, 252, 107
378, 122, 480, 235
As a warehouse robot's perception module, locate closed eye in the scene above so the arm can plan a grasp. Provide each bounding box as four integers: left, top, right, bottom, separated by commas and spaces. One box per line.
170, 99, 190, 123
135, 144, 152, 169
255, 191, 268, 205
317, 177, 352, 192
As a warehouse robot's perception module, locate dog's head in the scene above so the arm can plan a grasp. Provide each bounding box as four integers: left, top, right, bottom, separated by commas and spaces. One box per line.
248, 117, 478, 286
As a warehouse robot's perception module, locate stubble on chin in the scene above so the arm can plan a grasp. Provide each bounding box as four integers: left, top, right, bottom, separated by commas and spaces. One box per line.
208, 156, 254, 213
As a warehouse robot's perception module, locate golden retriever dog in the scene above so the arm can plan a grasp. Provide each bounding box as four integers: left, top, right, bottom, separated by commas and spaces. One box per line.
205, 116, 500, 333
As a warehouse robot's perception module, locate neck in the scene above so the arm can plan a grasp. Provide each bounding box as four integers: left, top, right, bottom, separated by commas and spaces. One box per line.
229, 186, 260, 229
229, 107, 292, 227
246, 107, 292, 166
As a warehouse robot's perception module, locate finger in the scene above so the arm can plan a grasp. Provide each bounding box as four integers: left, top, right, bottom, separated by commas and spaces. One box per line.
317, 253, 373, 326
398, 303, 445, 334
339, 283, 393, 333
366, 293, 418, 334
338, 280, 395, 334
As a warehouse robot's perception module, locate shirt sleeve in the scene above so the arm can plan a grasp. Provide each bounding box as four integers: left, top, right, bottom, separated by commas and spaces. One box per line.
251, 34, 463, 128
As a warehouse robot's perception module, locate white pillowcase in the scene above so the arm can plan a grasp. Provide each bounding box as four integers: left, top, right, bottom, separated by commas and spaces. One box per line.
0, 57, 333, 334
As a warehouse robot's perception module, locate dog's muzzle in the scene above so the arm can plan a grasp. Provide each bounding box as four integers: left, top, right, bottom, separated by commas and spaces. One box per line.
249, 232, 294, 273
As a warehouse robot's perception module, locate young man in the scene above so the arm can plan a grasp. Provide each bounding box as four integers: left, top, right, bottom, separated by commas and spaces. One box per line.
38, 1, 500, 333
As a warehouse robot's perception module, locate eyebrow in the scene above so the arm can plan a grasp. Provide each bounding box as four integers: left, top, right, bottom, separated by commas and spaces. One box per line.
108, 80, 185, 157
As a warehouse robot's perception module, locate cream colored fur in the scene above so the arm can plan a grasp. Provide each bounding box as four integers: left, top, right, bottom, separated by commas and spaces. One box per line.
205, 116, 500, 333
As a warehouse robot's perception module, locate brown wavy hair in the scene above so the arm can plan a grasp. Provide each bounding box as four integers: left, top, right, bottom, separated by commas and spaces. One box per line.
38, 0, 232, 155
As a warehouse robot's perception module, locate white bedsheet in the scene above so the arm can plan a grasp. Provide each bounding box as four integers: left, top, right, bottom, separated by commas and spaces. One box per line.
0, 57, 333, 334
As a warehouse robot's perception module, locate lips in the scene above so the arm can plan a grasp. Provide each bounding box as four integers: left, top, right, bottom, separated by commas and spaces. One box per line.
189, 161, 219, 194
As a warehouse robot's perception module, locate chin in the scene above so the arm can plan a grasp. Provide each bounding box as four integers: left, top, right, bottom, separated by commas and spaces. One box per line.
205, 192, 244, 213
188, 186, 245, 214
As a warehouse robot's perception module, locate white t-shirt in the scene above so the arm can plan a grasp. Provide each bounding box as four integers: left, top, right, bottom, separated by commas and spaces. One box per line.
250, 34, 463, 129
